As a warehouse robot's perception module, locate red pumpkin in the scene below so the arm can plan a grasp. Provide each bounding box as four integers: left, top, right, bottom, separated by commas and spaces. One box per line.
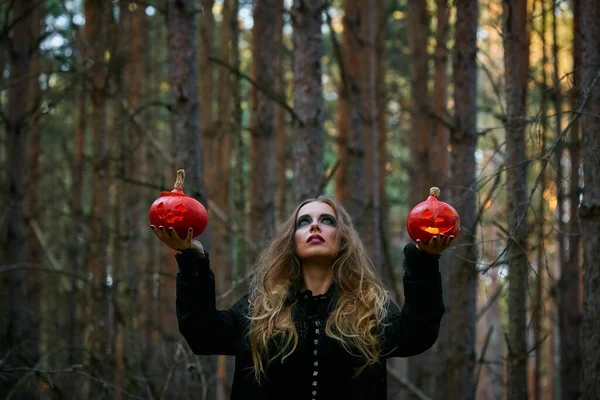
149, 169, 208, 239
406, 187, 460, 244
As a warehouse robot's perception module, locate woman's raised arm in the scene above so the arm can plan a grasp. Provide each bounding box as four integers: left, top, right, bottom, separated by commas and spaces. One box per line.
175, 248, 249, 355
151, 225, 248, 356
381, 243, 445, 358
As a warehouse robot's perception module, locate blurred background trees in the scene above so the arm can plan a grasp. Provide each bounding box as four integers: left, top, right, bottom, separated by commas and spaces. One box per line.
1, 0, 598, 398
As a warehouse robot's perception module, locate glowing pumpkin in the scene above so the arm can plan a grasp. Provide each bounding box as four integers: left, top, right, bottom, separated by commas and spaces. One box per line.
149, 169, 208, 239
407, 187, 460, 244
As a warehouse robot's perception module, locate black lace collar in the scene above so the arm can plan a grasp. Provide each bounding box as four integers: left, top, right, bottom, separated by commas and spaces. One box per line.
290, 282, 336, 299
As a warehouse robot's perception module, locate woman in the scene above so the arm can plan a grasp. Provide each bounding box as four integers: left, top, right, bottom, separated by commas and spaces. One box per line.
151, 195, 450, 399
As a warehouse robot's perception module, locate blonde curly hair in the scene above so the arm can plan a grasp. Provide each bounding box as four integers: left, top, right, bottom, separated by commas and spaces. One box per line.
247, 195, 389, 379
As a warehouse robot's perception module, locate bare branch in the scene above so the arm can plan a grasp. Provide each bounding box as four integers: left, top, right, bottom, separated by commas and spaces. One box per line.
209, 56, 302, 125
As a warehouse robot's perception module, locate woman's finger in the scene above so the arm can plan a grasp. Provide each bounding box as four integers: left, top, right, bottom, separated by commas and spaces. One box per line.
430, 236, 438, 251
150, 225, 162, 240
185, 227, 193, 244
168, 227, 181, 240
155, 225, 167, 240
437, 234, 446, 250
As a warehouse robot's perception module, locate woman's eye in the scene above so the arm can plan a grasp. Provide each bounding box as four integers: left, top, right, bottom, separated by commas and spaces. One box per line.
322, 217, 335, 225
297, 218, 309, 227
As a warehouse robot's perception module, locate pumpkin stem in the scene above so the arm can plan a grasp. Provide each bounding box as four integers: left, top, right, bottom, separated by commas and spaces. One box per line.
174, 169, 185, 190
430, 187, 440, 197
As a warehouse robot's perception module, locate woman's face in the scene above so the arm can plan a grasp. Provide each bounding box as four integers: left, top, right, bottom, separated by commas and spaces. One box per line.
294, 201, 340, 264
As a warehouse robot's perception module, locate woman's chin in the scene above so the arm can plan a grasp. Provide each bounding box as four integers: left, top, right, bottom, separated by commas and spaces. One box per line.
299, 251, 336, 265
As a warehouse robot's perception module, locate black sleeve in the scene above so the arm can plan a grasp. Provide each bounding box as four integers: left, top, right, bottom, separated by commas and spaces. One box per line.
175, 249, 249, 356
381, 243, 445, 358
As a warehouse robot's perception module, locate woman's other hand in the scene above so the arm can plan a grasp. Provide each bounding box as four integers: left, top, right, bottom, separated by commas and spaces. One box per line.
150, 225, 204, 253
416, 234, 454, 254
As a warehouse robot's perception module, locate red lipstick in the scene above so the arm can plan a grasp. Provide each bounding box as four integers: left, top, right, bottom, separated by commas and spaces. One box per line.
307, 234, 324, 244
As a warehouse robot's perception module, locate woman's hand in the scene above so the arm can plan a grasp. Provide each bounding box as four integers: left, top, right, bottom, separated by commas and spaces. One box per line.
416, 234, 454, 254
150, 225, 204, 253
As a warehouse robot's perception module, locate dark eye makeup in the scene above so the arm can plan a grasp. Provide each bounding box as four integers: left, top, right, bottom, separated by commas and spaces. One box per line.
295, 213, 337, 229
296, 216, 310, 228
320, 214, 337, 226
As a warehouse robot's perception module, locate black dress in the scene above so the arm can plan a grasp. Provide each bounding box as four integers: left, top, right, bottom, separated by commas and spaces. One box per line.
175, 243, 444, 400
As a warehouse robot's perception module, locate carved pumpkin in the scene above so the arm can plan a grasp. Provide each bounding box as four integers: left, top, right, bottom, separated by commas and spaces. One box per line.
149, 169, 208, 239
406, 187, 460, 244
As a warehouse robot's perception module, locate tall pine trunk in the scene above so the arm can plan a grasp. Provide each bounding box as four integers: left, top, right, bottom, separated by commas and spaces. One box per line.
558, 0, 583, 398
375, 2, 392, 289
335, 0, 366, 229
199, 0, 215, 145
167, 0, 212, 396
579, 0, 600, 396
121, 1, 147, 395
198, 0, 215, 252
67, 19, 88, 398
532, 1, 548, 398
167, 0, 208, 225
362, 0, 382, 272
431, 0, 450, 185
431, 1, 451, 397
274, 0, 288, 223
25, 4, 42, 379
83, 0, 111, 393
406, 0, 432, 392
214, 0, 235, 396
291, 0, 325, 203
447, 1, 479, 399
407, 0, 431, 208
229, 0, 247, 289
502, 1, 530, 398
3, 2, 36, 397
250, 0, 276, 248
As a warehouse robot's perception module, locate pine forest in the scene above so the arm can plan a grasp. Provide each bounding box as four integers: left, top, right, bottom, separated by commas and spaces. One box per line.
1, 0, 599, 399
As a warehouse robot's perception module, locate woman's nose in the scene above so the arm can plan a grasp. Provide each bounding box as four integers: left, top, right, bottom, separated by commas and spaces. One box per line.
310, 222, 320, 232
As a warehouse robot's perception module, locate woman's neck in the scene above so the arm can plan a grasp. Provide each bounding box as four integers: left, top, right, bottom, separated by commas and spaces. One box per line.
302, 262, 333, 295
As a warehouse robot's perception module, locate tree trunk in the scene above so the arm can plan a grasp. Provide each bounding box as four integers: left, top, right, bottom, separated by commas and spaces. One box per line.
67, 19, 88, 398
557, 1, 583, 399
375, 1, 392, 289
431, 0, 450, 187
446, 1, 479, 399
0, 0, 8, 356
531, 2, 548, 399
25, 5, 42, 374
228, 0, 247, 289
291, 0, 325, 203
502, 1, 530, 398
249, 0, 276, 249
406, 0, 432, 392
214, 0, 236, 396
167, 0, 212, 396
198, 0, 214, 144
198, 0, 216, 254
120, 1, 147, 395
82, 0, 112, 394
430, 1, 451, 397
275, 0, 289, 223
3, 1, 36, 396
362, 0, 382, 272
579, 0, 600, 397
167, 0, 209, 223
336, 0, 366, 232
407, 0, 431, 209
113, 3, 129, 397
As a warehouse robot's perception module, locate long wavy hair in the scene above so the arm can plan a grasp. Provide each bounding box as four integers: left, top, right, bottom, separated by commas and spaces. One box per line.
247, 195, 389, 379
